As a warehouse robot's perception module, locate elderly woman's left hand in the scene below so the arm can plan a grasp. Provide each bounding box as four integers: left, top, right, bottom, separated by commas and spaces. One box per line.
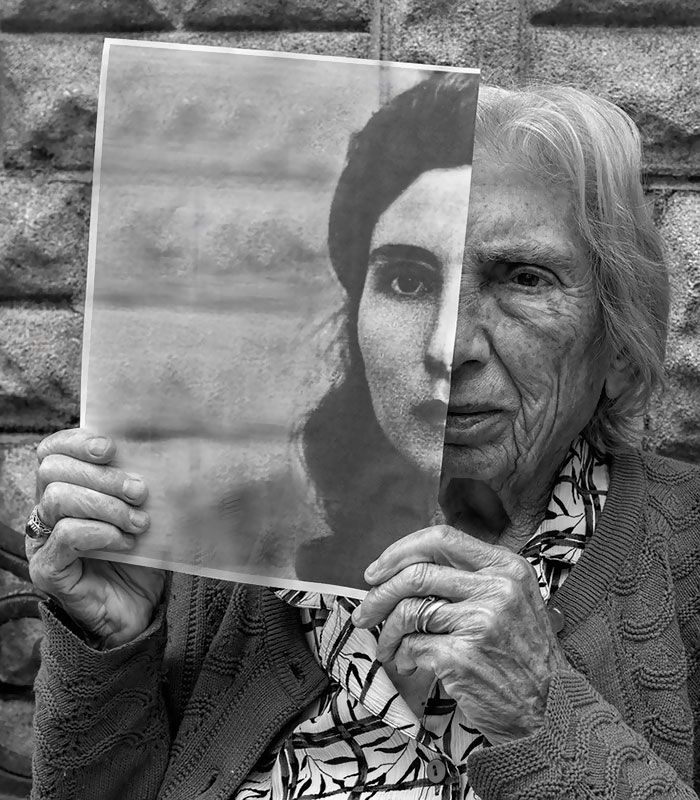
351, 525, 568, 745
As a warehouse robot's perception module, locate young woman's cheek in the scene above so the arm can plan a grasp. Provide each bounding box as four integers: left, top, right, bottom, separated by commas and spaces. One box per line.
360, 295, 433, 383
358, 291, 441, 463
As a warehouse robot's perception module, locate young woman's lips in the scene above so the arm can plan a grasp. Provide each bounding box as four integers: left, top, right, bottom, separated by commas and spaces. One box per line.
444, 406, 502, 443
415, 399, 449, 427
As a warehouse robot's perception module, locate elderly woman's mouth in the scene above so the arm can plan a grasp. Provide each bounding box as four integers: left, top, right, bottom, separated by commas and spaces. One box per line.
444, 406, 502, 443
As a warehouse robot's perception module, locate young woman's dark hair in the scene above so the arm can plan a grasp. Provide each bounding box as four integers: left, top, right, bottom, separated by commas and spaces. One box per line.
295, 72, 478, 586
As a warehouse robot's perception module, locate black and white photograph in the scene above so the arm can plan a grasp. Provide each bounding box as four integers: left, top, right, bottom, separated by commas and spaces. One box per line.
82, 40, 479, 595
0, 4, 698, 800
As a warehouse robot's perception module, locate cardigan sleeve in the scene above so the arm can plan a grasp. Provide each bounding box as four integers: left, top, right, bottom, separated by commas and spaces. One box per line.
466, 664, 699, 799
30, 602, 171, 800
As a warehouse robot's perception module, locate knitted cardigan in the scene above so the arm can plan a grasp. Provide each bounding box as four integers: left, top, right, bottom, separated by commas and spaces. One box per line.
31, 448, 700, 799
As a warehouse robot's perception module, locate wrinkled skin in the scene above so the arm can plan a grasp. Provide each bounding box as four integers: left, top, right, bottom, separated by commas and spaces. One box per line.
352, 525, 569, 743
27, 429, 164, 648
353, 153, 628, 742
441, 156, 622, 529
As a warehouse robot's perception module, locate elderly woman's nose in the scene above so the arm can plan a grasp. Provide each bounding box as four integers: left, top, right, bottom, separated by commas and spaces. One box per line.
452, 298, 491, 368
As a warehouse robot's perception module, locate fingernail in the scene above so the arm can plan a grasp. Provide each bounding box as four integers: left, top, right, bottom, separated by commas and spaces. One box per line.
364, 561, 379, 582
351, 607, 363, 626
130, 509, 150, 530
89, 437, 110, 457
123, 477, 144, 501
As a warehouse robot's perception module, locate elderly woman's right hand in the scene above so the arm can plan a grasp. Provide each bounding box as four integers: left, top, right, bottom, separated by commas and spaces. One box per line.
28, 428, 165, 648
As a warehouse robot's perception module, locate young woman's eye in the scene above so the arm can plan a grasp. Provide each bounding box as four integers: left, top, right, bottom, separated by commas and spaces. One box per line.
389, 272, 430, 296
381, 261, 439, 298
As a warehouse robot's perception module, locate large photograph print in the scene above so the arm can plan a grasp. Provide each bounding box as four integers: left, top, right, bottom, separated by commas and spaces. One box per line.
83, 40, 479, 596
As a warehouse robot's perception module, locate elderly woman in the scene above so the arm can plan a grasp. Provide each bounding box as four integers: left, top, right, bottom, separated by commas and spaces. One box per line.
25, 80, 699, 800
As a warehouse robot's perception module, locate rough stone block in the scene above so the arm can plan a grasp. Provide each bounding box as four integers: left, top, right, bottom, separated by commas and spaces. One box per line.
0, 0, 173, 32
0, 32, 372, 170
0, 438, 38, 535
0, 306, 82, 432
527, 0, 700, 25
0, 34, 104, 169
645, 191, 700, 462
378, 0, 526, 83
183, 0, 371, 31
0, 177, 90, 302
156, 28, 372, 55
527, 27, 699, 177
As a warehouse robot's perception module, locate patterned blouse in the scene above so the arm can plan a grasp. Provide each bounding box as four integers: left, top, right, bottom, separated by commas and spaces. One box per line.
235, 437, 609, 800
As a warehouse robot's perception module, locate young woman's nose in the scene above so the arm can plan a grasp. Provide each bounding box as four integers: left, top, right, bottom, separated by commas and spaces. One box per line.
424, 276, 460, 378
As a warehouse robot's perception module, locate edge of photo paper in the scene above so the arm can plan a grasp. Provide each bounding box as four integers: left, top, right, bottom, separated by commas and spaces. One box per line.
81, 41, 480, 593
85, 550, 369, 600
103, 37, 481, 77
80, 39, 111, 426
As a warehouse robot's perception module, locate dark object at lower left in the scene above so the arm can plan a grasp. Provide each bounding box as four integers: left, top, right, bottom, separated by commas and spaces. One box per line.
0, 520, 43, 799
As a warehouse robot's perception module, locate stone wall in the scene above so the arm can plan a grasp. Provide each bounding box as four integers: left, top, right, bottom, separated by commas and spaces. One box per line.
0, 1, 697, 795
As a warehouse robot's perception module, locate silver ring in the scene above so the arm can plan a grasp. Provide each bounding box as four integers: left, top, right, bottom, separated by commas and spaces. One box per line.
25, 505, 53, 541
414, 595, 450, 634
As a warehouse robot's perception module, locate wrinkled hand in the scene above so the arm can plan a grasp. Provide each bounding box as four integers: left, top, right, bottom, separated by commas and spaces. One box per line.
351, 524, 567, 745
27, 428, 165, 648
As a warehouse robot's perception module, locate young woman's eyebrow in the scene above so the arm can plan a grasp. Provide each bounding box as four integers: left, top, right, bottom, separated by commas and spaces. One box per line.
368, 243, 441, 269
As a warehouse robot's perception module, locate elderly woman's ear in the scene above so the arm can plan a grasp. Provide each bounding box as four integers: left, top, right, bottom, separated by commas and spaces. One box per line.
604, 353, 630, 400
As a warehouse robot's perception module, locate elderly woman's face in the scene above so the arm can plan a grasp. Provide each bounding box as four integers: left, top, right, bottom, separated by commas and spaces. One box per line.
358, 167, 472, 474
359, 154, 622, 495
443, 154, 618, 493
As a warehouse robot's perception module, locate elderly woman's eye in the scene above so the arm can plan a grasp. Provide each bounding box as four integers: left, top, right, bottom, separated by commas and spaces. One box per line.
514, 273, 541, 287
509, 267, 551, 289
